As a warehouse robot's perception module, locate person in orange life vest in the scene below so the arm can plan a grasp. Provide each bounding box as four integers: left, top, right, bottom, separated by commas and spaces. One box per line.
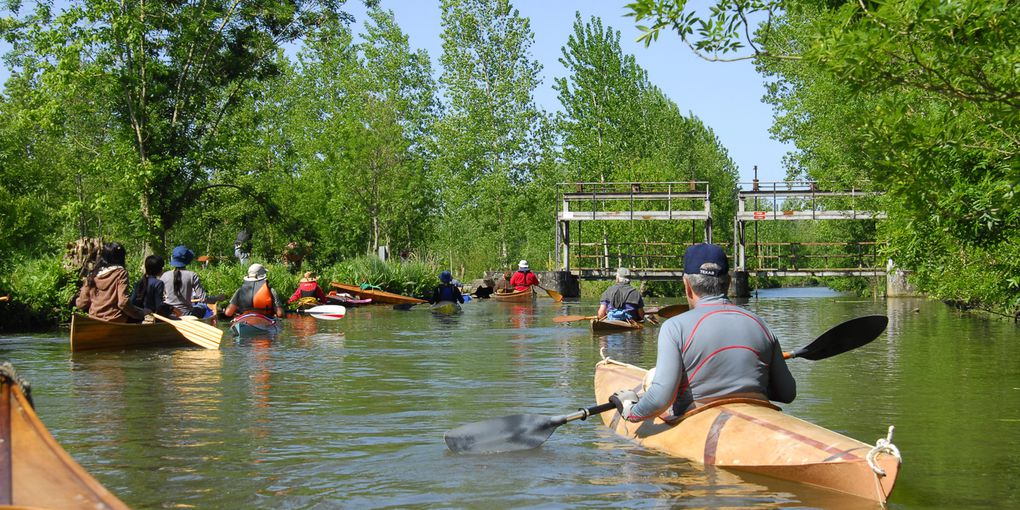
508, 260, 539, 291
225, 263, 286, 318
288, 271, 326, 304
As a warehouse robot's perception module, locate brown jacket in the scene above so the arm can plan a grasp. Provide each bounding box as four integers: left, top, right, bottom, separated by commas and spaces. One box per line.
75, 266, 146, 322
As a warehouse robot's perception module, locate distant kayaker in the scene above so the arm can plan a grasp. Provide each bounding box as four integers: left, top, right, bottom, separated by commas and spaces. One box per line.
75, 242, 147, 323
610, 243, 796, 422
509, 260, 539, 291
131, 255, 172, 318
160, 245, 214, 318
430, 271, 465, 304
288, 271, 326, 304
224, 263, 286, 318
234, 229, 252, 266
596, 268, 645, 322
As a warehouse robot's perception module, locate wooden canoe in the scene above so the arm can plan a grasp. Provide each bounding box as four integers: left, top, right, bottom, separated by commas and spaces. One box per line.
70, 314, 195, 351
590, 318, 644, 332
594, 358, 900, 504
329, 282, 426, 305
491, 288, 535, 302
0, 363, 132, 509
229, 313, 282, 337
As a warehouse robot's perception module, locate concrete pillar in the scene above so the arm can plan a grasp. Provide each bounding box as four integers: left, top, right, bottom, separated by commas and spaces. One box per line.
886, 259, 920, 297
730, 270, 750, 298
540, 271, 580, 298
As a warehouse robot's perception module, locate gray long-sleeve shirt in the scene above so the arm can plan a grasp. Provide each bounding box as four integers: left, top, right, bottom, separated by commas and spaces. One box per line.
626, 294, 796, 421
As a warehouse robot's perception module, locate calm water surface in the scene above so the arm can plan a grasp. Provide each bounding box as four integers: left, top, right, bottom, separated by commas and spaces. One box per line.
1, 290, 1018, 509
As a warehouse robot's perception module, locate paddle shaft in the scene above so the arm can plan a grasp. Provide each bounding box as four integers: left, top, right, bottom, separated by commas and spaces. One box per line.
556, 402, 616, 425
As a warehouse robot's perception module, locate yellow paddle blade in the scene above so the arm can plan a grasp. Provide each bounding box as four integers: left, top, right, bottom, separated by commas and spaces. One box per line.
153, 314, 222, 350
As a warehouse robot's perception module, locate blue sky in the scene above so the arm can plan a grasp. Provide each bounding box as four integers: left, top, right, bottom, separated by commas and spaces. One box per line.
0, 0, 793, 183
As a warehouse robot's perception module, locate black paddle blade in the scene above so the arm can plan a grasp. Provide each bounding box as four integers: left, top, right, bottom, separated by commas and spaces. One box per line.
444, 413, 565, 454
790, 315, 889, 361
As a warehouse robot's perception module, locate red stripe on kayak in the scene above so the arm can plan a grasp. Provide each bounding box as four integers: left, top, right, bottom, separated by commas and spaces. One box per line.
703, 411, 732, 466
725, 408, 863, 460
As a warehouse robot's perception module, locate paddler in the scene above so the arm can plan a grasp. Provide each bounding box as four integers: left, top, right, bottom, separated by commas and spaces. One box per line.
596, 268, 645, 322
429, 270, 465, 304
609, 243, 796, 422
288, 271, 326, 304
224, 263, 286, 318
508, 260, 539, 291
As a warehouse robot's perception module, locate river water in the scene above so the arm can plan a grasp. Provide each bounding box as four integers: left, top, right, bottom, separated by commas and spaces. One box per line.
1, 289, 1018, 509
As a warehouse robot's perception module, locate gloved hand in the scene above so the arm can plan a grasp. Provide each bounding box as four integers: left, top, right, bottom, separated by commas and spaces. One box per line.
609, 389, 639, 419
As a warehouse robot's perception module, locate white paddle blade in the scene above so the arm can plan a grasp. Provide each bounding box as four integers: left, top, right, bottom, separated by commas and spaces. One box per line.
304, 305, 346, 320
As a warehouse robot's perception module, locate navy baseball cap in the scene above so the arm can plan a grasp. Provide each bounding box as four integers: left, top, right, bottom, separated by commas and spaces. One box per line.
684, 243, 729, 276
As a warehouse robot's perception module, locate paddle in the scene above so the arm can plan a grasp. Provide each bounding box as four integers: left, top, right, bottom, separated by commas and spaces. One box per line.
153, 314, 222, 350
552, 314, 598, 324
445, 314, 889, 454
537, 286, 563, 302
783, 314, 888, 360
648, 303, 689, 319
299, 304, 346, 320
444, 403, 616, 454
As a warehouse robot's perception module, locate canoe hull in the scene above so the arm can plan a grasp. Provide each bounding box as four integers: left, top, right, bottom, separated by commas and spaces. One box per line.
591, 319, 643, 332
2, 366, 132, 509
492, 289, 534, 302
230, 314, 282, 337
70, 314, 193, 351
594, 359, 899, 504
329, 282, 425, 305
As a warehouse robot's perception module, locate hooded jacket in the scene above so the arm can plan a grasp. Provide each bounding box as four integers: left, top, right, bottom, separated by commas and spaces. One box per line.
76, 266, 146, 322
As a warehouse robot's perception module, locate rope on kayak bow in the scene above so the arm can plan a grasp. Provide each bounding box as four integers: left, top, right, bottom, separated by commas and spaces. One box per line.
867, 425, 901, 476
0, 362, 33, 408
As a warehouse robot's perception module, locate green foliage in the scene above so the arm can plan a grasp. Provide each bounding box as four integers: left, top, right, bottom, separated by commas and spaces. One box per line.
0, 256, 78, 331
626, 0, 1020, 314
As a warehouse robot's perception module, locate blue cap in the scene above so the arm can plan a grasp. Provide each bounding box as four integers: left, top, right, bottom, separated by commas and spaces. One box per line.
439, 270, 453, 283
170, 245, 194, 268
684, 243, 728, 276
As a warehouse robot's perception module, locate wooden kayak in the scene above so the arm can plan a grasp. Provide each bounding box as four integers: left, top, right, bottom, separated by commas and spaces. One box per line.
430, 301, 462, 314
329, 282, 426, 305
0, 363, 132, 509
70, 314, 195, 351
229, 313, 282, 337
591, 318, 644, 332
594, 358, 900, 504
491, 288, 534, 302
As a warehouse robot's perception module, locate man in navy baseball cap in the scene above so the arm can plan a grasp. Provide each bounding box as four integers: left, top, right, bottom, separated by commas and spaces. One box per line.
683, 242, 729, 276
609, 241, 796, 425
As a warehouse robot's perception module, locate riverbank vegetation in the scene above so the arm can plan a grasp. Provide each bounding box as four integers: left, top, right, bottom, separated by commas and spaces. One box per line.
628, 0, 1019, 318
1, 0, 1015, 329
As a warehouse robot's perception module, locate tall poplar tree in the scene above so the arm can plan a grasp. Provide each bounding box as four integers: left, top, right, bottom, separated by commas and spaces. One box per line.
435, 0, 546, 267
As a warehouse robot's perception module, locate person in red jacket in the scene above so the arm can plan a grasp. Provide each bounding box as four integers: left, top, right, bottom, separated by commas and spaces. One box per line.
288, 271, 327, 304
509, 260, 540, 291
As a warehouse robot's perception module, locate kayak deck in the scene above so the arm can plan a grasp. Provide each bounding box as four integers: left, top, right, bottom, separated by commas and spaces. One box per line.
590, 318, 643, 332
230, 313, 282, 336
594, 358, 900, 504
